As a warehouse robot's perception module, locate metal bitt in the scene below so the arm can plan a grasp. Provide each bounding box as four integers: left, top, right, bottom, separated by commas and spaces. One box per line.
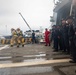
19, 12, 32, 32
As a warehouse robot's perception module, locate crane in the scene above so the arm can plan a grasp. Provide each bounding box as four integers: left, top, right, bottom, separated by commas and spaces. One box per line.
19, 12, 32, 33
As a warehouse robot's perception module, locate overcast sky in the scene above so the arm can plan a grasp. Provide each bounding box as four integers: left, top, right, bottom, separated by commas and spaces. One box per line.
0, 0, 54, 35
